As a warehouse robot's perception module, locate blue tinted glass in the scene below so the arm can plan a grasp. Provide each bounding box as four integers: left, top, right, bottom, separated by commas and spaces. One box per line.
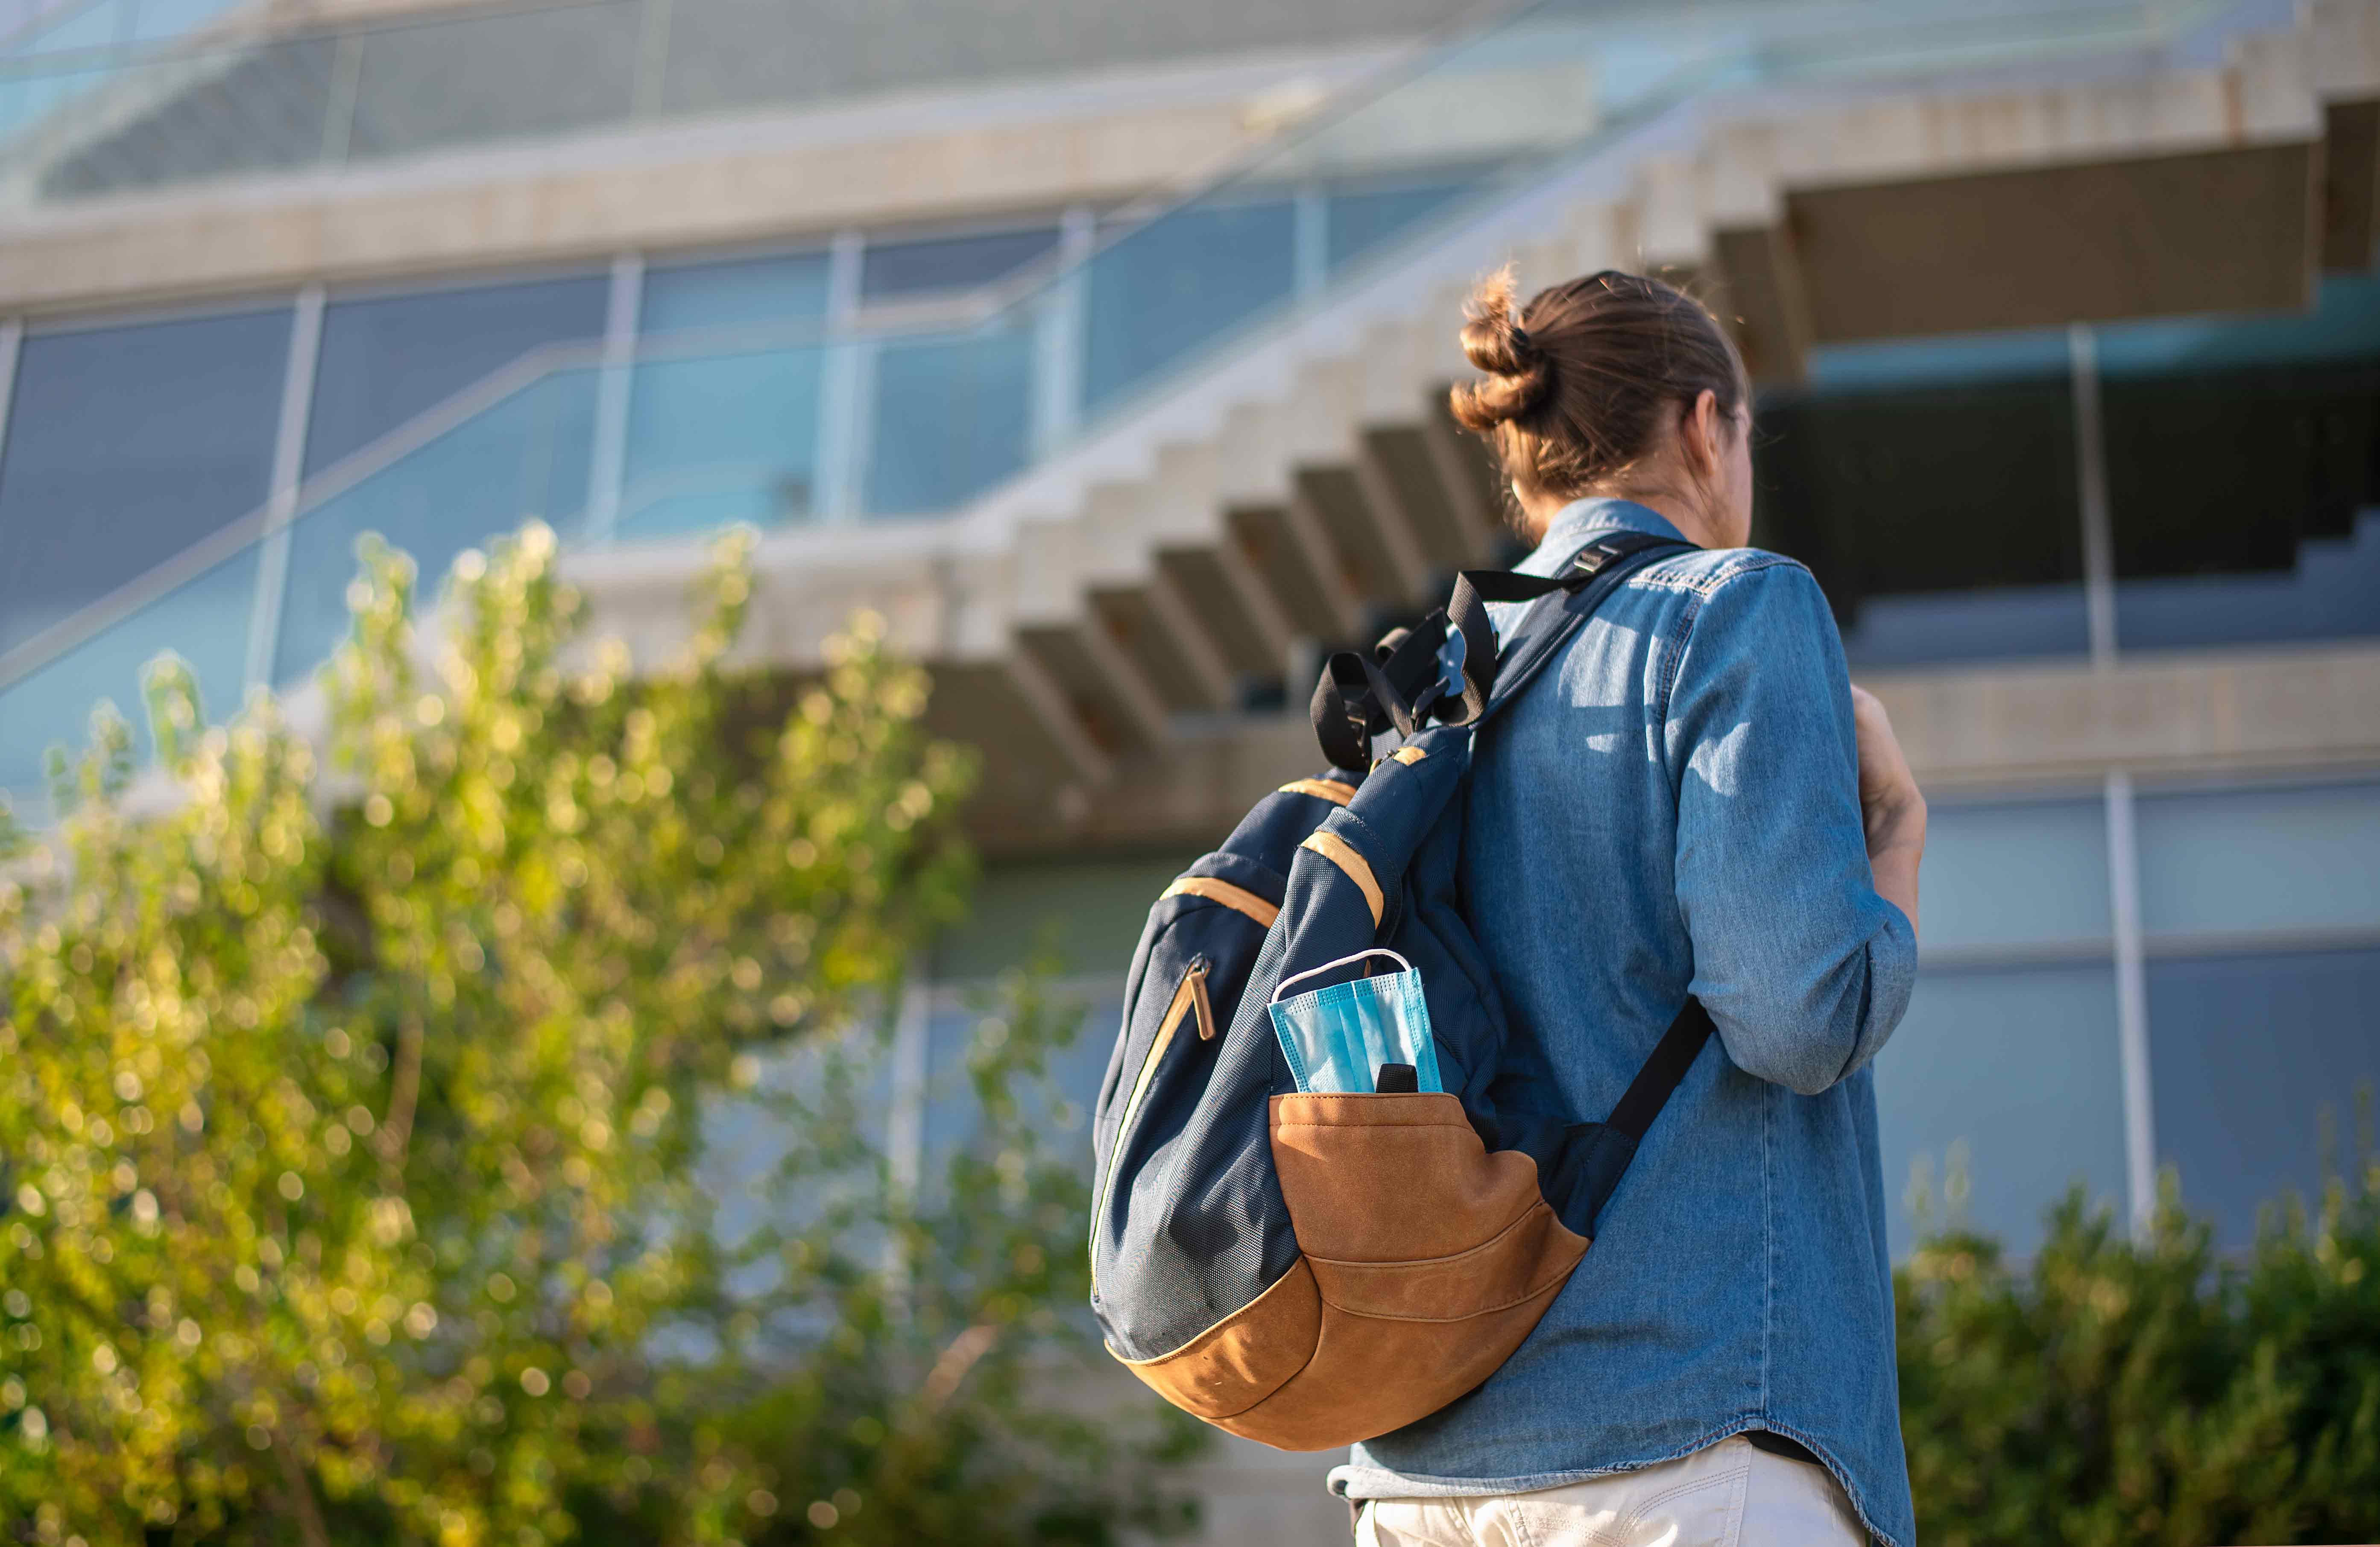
618, 346, 823, 538
641, 253, 831, 335
861, 227, 1058, 302
0, 544, 260, 802
2137, 780, 2380, 939
306, 275, 606, 477
1325, 179, 1469, 273
863, 329, 1033, 516
1872, 962, 2128, 1257
1919, 796, 2109, 951
1084, 197, 1295, 411
128, 0, 239, 44
2149, 947, 2380, 1245
0, 305, 289, 660
274, 370, 595, 685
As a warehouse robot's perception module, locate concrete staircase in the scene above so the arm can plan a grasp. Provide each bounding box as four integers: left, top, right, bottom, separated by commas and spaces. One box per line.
562, 0, 2380, 848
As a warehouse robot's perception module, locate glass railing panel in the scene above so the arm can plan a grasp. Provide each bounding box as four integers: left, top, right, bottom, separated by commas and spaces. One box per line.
273, 367, 599, 684
125, 0, 236, 47
862, 324, 1036, 518
344, 2, 640, 163
1323, 173, 1475, 275
37, 35, 340, 198
617, 341, 826, 539
17, 0, 113, 53
1082, 195, 1297, 414
0, 541, 257, 798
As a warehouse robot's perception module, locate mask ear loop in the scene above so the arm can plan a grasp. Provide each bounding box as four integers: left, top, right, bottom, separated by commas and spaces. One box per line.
1270, 948, 1415, 1005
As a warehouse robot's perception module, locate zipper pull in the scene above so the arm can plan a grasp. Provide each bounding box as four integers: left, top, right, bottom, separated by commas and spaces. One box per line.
1187, 959, 1218, 1041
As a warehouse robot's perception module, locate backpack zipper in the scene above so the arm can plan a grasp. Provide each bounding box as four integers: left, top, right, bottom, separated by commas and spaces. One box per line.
1091, 956, 1213, 1291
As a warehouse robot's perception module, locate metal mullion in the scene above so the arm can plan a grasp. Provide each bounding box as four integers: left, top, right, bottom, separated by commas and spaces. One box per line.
2105, 768, 2157, 1235
1030, 205, 1095, 460
583, 251, 642, 544
814, 229, 866, 523
242, 285, 325, 698
0, 318, 22, 484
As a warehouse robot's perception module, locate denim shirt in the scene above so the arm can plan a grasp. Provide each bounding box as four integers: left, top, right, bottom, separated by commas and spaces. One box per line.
1328, 500, 1920, 1547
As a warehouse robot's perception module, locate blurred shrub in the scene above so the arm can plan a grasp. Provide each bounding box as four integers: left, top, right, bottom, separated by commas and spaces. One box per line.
0, 524, 1199, 1546
1898, 1131, 2380, 1547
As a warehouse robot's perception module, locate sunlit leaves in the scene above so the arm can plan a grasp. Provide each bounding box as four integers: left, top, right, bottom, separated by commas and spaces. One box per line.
0, 519, 1008, 1545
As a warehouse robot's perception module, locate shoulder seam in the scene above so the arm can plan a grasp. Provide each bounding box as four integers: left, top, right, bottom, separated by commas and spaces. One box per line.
1626, 549, 1806, 601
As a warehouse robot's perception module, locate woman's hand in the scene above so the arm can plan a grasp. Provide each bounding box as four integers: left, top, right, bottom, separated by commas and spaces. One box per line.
1849, 684, 1926, 936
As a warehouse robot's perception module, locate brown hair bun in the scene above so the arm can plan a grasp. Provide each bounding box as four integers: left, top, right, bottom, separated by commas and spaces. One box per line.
1449, 265, 1551, 430
1446, 264, 1747, 518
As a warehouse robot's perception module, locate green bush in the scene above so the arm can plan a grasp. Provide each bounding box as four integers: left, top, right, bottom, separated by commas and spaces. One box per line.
1898, 1129, 2380, 1547
0, 524, 1200, 1547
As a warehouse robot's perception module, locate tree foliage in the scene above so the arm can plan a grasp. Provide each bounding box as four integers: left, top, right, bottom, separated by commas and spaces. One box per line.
1899, 1132, 2380, 1547
0, 524, 1199, 1546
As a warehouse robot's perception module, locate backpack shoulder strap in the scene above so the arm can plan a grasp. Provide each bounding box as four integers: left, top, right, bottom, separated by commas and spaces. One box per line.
1466, 532, 1714, 1140
1464, 530, 1692, 730
1606, 998, 1716, 1139
1306, 531, 1690, 770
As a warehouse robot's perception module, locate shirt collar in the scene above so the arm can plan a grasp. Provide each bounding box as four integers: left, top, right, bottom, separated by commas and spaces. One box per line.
1529, 497, 1690, 567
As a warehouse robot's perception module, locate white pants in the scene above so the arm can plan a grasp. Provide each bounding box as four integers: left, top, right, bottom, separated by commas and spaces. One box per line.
1355, 1436, 1867, 1547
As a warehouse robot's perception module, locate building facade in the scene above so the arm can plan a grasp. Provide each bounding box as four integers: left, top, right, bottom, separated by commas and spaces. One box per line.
2, 0, 2378, 1538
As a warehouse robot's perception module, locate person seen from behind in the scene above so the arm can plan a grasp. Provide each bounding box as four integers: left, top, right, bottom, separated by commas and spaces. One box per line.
1335, 267, 1928, 1547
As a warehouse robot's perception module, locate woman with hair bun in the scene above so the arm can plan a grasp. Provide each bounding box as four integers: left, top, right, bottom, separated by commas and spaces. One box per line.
1334, 268, 1928, 1547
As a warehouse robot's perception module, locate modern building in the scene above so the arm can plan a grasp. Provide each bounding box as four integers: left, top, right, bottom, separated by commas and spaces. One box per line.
2, 0, 2378, 1537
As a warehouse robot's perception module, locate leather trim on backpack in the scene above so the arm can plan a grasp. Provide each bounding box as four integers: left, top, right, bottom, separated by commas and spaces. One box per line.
1298, 830, 1383, 924
1276, 778, 1357, 805
1186, 1092, 1592, 1451
1160, 875, 1281, 929
1115, 1257, 1323, 1421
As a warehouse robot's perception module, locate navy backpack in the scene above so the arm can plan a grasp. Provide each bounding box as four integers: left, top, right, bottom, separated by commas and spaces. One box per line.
1088, 529, 1719, 1451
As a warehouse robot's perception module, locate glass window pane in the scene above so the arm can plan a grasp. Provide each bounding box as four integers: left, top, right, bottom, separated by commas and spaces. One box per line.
618, 345, 823, 539
1755, 373, 2088, 667
2148, 947, 2380, 1245
275, 370, 596, 685
1083, 197, 1296, 412
306, 275, 607, 479
0, 305, 290, 660
2136, 780, 2380, 938
1325, 178, 1469, 273
862, 329, 1034, 516
1872, 963, 2128, 1257
1917, 796, 2110, 952
0, 544, 260, 802
640, 252, 830, 336
861, 227, 1058, 303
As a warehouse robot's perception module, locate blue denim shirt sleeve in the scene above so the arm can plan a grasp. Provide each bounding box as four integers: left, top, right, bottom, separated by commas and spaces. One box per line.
1661, 556, 1917, 1095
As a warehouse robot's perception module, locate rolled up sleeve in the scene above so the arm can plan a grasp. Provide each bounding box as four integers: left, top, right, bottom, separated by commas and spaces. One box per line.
1662, 559, 1916, 1095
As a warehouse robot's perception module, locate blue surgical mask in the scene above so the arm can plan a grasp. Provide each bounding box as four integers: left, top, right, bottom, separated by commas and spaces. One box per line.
1267, 949, 1445, 1096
